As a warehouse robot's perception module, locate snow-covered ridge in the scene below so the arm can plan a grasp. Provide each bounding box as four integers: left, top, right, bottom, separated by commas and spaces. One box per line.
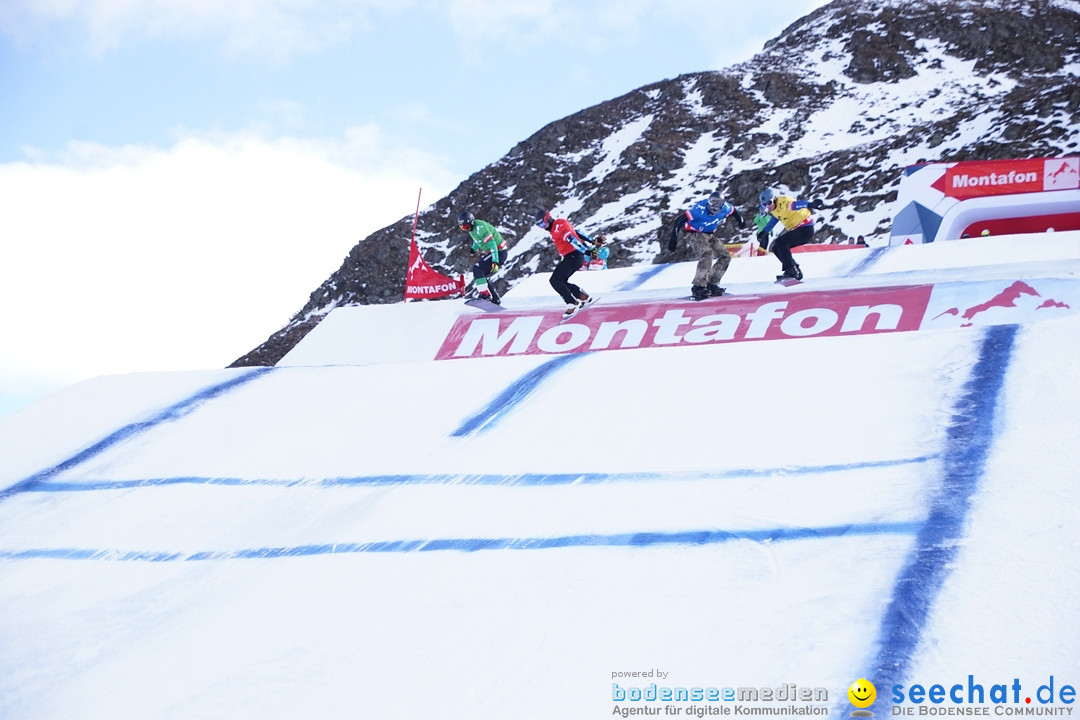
234, 0, 1080, 370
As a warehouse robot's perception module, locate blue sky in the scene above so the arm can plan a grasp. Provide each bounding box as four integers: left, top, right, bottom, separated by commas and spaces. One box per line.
0, 0, 831, 419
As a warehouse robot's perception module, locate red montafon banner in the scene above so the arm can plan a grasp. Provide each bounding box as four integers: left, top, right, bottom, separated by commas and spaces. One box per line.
435, 278, 1079, 360
937, 157, 1079, 200
404, 238, 465, 301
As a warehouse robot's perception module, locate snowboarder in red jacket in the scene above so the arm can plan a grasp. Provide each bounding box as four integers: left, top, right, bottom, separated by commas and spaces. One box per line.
535, 209, 605, 319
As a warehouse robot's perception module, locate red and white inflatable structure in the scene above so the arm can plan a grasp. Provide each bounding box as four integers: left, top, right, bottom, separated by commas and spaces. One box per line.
889, 156, 1080, 244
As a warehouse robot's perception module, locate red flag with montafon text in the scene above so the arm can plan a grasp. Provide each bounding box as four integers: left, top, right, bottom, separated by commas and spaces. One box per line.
403, 187, 465, 301
404, 238, 465, 300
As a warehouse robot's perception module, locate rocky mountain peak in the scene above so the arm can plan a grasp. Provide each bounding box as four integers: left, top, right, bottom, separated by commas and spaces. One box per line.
231, 0, 1080, 367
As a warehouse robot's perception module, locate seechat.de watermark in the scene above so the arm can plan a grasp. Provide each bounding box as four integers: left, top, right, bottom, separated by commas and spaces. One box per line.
889, 675, 1074, 716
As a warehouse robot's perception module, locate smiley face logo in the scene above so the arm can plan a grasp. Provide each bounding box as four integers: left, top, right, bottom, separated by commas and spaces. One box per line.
848, 678, 877, 709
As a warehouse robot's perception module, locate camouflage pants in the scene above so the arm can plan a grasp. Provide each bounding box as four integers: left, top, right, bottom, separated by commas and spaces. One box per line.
686, 230, 732, 287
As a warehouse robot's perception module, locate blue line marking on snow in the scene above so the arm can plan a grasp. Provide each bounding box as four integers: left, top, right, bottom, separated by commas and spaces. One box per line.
20, 455, 939, 493
452, 354, 583, 436
0, 520, 922, 562
862, 324, 1017, 715
0, 368, 274, 503
617, 264, 669, 291
845, 245, 890, 276
447, 267, 669, 437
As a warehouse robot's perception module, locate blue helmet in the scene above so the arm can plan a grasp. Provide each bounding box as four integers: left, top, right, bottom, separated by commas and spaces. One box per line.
759, 188, 777, 207
457, 211, 474, 231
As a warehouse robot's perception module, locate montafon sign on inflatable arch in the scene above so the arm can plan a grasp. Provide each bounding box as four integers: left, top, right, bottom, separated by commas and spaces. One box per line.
890, 157, 1079, 245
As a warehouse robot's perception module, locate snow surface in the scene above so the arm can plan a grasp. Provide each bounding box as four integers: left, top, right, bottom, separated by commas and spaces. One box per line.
1, 234, 1078, 720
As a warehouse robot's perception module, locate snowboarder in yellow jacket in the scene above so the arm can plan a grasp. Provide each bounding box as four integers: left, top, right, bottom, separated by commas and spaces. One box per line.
757, 188, 825, 281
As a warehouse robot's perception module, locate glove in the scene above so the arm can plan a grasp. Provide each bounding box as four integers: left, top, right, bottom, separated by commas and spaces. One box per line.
490, 262, 499, 273
738, 219, 746, 229
595, 234, 608, 245
757, 231, 768, 249
811, 198, 826, 210
667, 240, 677, 253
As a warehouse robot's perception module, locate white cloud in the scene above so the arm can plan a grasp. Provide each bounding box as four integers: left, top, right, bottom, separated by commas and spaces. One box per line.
0, 128, 461, 394
0, 0, 790, 60
439, 0, 829, 67
0, 0, 412, 58
444, 0, 568, 58
1, 0, 832, 67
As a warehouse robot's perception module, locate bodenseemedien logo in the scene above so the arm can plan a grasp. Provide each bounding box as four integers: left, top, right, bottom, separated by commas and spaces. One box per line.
848, 679, 877, 717
609, 675, 830, 716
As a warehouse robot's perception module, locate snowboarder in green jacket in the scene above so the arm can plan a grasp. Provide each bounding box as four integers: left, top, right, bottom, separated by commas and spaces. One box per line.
458, 210, 510, 304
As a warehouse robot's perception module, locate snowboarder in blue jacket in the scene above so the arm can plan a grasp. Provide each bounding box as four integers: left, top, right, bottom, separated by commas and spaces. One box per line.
669, 191, 745, 300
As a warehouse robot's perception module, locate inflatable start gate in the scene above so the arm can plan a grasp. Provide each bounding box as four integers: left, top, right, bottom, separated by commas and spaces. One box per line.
890, 156, 1080, 245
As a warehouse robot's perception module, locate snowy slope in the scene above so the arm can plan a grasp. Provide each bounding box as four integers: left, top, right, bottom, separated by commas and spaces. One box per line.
1, 234, 1079, 719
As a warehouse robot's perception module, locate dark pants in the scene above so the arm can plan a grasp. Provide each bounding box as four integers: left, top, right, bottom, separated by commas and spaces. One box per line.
472, 249, 507, 299
472, 248, 507, 282
772, 224, 815, 272
550, 251, 586, 304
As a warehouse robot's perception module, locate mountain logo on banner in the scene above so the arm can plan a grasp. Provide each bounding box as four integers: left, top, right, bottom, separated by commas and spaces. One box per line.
931, 280, 1072, 327
1045, 157, 1079, 191
404, 238, 465, 301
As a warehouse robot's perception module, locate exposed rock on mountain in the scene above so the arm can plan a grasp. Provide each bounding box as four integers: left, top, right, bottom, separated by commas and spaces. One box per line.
231, 0, 1080, 368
